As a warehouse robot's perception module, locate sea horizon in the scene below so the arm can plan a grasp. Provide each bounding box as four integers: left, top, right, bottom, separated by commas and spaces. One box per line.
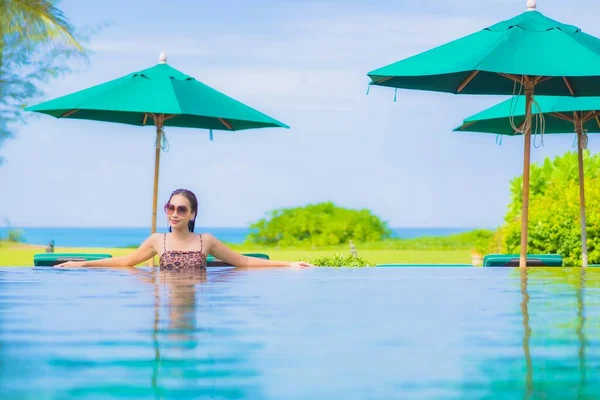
0, 226, 494, 248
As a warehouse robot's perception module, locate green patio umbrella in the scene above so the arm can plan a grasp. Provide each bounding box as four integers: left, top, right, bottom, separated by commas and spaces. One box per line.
366, 0, 600, 267
456, 95, 600, 266
26, 52, 289, 240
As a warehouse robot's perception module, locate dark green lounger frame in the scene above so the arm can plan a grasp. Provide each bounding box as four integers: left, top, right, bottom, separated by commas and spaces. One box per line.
34, 253, 112, 266
376, 264, 473, 267
34, 253, 270, 267
206, 253, 270, 266
483, 254, 563, 267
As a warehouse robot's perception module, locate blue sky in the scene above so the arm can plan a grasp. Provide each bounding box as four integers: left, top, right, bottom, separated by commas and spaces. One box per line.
1, 0, 599, 229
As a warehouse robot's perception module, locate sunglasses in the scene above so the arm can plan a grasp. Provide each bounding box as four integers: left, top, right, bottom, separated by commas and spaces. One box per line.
164, 203, 190, 216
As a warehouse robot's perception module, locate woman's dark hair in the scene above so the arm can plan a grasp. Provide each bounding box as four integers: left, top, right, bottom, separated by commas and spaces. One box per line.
168, 188, 198, 232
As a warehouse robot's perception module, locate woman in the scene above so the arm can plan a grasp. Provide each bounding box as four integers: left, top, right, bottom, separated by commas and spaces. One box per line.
56, 189, 312, 270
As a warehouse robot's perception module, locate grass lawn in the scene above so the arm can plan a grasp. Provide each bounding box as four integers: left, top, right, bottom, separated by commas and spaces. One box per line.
0, 241, 472, 266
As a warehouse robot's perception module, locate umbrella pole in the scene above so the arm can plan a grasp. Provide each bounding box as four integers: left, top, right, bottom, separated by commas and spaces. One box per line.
149, 116, 164, 267
576, 119, 588, 268
519, 83, 534, 268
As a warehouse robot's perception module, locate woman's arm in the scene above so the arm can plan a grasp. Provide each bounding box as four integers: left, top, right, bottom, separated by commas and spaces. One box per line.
205, 234, 311, 268
55, 234, 159, 268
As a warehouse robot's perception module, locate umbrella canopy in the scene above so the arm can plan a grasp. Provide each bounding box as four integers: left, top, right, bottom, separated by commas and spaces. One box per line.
25, 52, 289, 254
26, 53, 289, 130
366, 0, 600, 267
367, 7, 600, 96
456, 96, 600, 134
456, 95, 600, 266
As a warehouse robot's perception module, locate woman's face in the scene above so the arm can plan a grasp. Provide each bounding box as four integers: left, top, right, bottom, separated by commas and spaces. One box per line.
164, 194, 195, 230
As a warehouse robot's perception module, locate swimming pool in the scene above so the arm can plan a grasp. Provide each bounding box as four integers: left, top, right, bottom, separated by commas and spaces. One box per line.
1, 266, 599, 399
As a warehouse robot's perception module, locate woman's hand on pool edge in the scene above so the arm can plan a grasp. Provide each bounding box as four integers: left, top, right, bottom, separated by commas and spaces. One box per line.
289, 261, 314, 269
54, 260, 88, 268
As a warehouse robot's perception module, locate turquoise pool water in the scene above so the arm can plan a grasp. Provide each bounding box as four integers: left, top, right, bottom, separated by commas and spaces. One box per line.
1, 266, 599, 399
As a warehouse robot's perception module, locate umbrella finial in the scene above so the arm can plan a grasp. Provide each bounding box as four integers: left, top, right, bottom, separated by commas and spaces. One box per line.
526, 0, 536, 11
159, 51, 167, 64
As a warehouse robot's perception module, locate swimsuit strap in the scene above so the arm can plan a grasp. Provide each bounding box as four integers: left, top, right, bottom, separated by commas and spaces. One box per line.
163, 233, 167, 252
199, 233, 203, 253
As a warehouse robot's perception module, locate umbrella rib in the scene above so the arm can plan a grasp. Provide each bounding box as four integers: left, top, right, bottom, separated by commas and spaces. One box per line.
218, 118, 233, 130
457, 71, 479, 93
146, 113, 176, 127
532, 76, 544, 85
549, 112, 574, 123
374, 77, 393, 84
583, 110, 600, 123
457, 121, 475, 130
596, 117, 600, 129
61, 109, 79, 118
497, 73, 576, 99
563, 77, 576, 96
536, 76, 553, 85
497, 73, 522, 84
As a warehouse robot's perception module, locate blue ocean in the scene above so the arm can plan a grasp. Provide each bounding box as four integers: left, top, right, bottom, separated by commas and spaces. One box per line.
0, 227, 484, 248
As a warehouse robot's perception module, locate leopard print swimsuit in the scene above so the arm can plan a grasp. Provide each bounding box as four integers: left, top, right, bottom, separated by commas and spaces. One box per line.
159, 233, 207, 271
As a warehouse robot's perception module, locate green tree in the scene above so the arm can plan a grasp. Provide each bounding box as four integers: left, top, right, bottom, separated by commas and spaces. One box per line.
0, 0, 88, 163
246, 202, 392, 247
495, 150, 600, 266
504, 150, 600, 223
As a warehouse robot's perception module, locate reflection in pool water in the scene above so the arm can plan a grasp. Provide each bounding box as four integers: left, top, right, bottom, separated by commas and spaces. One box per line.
1, 266, 600, 399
